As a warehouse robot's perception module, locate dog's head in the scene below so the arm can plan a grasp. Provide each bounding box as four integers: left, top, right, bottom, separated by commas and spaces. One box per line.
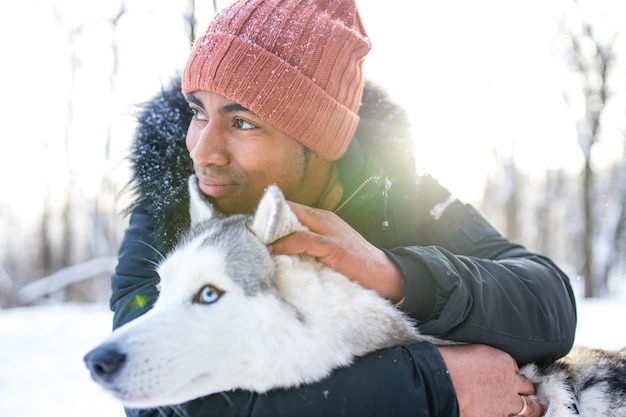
84, 176, 306, 408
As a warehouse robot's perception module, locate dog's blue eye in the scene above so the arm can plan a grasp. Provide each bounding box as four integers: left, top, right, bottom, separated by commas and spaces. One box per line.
193, 284, 224, 304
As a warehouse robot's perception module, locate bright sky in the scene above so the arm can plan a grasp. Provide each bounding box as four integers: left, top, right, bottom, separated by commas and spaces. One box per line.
0, 0, 623, 226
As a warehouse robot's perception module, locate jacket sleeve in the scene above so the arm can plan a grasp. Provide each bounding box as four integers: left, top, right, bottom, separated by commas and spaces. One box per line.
110, 206, 161, 331
122, 344, 457, 417
385, 180, 577, 365
110, 204, 459, 417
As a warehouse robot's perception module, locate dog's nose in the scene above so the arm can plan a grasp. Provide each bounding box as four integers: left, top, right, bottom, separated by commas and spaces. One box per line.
84, 345, 126, 383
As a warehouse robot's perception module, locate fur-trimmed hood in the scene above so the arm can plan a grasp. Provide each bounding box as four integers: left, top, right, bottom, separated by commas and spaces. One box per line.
126, 77, 416, 250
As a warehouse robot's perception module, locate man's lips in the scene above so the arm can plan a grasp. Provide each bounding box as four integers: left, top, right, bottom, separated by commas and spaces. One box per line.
196, 178, 235, 198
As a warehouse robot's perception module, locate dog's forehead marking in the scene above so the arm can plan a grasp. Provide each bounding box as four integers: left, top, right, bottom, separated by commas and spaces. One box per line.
169, 214, 275, 297
206, 216, 274, 296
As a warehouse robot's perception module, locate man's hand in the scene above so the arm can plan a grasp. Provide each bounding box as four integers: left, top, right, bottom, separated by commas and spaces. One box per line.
438, 345, 546, 417
267, 201, 405, 304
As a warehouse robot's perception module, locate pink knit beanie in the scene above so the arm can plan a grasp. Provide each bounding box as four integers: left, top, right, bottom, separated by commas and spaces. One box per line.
181, 0, 371, 160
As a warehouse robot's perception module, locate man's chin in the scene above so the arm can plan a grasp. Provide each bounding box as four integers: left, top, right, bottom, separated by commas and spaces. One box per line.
210, 196, 258, 216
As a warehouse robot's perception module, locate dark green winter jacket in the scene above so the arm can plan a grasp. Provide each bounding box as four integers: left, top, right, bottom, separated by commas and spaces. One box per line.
110, 79, 577, 417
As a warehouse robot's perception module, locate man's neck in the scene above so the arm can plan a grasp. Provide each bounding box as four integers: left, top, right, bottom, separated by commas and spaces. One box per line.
315, 163, 343, 211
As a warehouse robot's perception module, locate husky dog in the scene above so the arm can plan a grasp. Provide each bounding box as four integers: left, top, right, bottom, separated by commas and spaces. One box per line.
523, 347, 626, 417
84, 176, 626, 416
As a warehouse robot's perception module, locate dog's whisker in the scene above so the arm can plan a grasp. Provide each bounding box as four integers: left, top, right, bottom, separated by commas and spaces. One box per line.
156, 406, 174, 417
135, 239, 167, 263
140, 257, 161, 271
170, 404, 191, 417
219, 392, 234, 406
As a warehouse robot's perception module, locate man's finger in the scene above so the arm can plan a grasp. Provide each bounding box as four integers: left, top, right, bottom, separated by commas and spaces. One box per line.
269, 230, 327, 258
518, 374, 535, 396
511, 395, 545, 417
524, 396, 546, 417
268, 232, 306, 255
287, 201, 329, 232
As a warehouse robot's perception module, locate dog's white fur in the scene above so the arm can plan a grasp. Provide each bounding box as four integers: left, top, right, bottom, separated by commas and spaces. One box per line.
85, 176, 625, 416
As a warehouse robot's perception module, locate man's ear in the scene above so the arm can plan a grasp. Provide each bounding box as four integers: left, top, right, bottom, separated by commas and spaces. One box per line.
251, 185, 306, 244
188, 175, 220, 226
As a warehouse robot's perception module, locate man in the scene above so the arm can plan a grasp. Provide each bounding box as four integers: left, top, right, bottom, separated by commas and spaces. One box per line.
111, 0, 577, 416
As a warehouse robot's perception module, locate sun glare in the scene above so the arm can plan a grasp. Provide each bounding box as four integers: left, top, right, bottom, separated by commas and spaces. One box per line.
358, 0, 584, 203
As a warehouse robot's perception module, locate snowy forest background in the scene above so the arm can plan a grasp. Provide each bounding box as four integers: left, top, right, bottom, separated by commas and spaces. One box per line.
1, 0, 626, 308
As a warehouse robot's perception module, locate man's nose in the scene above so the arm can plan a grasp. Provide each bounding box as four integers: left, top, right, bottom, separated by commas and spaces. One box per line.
189, 124, 229, 167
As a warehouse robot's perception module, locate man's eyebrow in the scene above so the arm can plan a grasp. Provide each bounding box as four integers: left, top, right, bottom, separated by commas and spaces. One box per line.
186, 93, 252, 115
221, 103, 252, 114
186, 93, 204, 108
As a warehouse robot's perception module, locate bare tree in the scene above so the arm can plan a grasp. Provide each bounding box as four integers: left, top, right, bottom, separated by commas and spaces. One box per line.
600, 153, 626, 289
480, 148, 522, 245
93, 2, 128, 259
561, 13, 620, 297
535, 169, 567, 258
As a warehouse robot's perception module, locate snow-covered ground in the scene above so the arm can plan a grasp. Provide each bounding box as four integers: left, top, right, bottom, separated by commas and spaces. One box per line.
1, 297, 625, 417
0, 303, 122, 417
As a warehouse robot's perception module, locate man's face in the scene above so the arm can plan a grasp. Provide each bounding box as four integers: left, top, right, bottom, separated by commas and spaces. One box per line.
186, 90, 334, 214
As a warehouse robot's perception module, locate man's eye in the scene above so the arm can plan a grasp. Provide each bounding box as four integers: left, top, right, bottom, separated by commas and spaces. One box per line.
190, 108, 207, 121
235, 117, 256, 130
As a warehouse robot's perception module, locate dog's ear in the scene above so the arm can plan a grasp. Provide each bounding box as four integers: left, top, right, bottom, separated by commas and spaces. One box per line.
251, 185, 305, 244
188, 175, 221, 226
